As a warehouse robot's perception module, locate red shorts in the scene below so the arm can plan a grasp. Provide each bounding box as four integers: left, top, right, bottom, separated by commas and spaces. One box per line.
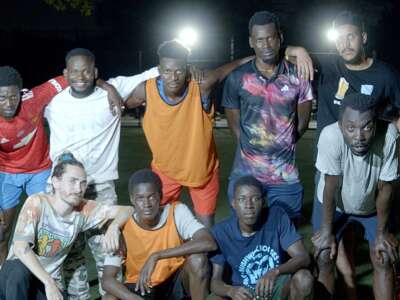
151, 166, 219, 216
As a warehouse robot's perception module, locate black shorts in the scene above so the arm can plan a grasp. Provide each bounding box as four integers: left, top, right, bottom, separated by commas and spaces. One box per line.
126, 270, 187, 300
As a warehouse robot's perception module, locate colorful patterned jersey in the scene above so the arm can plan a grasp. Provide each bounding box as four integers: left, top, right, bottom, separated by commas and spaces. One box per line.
223, 60, 313, 185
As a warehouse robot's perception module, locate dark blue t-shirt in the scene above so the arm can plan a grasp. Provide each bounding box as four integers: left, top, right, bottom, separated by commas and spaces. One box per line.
210, 206, 301, 289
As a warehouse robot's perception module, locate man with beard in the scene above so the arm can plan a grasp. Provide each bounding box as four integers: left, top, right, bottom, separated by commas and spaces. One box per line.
45, 48, 159, 298
286, 11, 400, 298
311, 94, 398, 300
0, 153, 133, 300
223, 11, 314, 222
210, 175, 313, 300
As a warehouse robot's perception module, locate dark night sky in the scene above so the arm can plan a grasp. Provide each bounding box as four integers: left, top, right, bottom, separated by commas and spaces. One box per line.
0, 0, 399, 87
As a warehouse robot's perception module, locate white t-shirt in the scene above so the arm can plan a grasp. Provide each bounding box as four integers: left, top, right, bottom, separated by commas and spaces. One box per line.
7, 194, 112, 289
104, 203, 204, 267
45, 68, 159, 184
316, 122, 399, 215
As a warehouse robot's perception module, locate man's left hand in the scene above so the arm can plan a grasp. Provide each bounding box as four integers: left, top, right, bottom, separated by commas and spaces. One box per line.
97, 79, 124, 117
102, 224, 120, 253
374, 233, 398, 264
255, 268, 280, 299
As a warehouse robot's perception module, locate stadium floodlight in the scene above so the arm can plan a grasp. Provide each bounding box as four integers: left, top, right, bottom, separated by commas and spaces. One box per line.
177, 27, 198, 48
326, 28, 338, 42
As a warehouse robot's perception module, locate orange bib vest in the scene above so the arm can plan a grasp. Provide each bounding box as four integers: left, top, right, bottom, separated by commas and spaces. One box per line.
123, 203, 185, 286
143, 78, 218, 187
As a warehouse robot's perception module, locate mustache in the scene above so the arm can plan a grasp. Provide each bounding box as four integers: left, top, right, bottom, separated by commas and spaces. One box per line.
342, 48, 355, 54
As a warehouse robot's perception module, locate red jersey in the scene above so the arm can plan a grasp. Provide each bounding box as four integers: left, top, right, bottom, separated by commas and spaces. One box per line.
0, 76, 67, 173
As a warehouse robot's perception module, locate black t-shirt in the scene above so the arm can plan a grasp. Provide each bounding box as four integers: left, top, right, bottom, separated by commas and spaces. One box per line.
315, 54, 400, 141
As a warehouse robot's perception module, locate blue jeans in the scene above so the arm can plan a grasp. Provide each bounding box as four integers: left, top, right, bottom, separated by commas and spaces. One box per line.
0, 168, 51, 209
228, 176, 303, 221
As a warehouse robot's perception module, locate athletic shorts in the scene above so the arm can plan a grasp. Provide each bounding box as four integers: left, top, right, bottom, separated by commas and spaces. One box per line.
125, 269, 186, 300
152, 165, 219, 216
0, 168, 51, 210
312, 199, 377, 246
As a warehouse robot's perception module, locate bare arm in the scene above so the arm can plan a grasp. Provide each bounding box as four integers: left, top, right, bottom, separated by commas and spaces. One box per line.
374, 180, 398, 263
102, 265, 143, 300
13, 241, 63, 300
102, 206, 134, 253
284, 46, 314, 81
199, 56, 253, 99
211, 263, 253, 300
225, 108, 240, 144
125, 82, 146, 109
311, 174, 340, 259
296, 101, 312, 141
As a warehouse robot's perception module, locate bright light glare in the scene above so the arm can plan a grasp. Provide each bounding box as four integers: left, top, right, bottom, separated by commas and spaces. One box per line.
326, 28, 338, 42
177, 27, 198, 47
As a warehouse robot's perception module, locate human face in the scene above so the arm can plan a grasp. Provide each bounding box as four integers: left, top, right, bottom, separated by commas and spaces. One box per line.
159, 57, 188, 97
340, 107, 376, 156
233, 185, 263, 229
0, 85, 20, 120
64, 55, 97, 98
335, 24, 367, 65
130, 183, 161, 226
249, 23, 282, 65
52, 165, 87, 207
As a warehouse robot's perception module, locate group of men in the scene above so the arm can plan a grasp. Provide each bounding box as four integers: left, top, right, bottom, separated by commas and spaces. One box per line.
0, 8, 399, 300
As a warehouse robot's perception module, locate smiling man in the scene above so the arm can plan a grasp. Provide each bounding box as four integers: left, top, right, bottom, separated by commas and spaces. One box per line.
223, 11, 314, 223
210, 176, 313, 300
311, 93, 399, 299
45, 48, 159, 298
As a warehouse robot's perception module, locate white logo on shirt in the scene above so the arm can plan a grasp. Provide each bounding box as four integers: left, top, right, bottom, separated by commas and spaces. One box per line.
239, 245, 280, 287
361, 85, 374, 95
281, 85, 289, 92
13, 128, 37, 149
0, 138, 9, 144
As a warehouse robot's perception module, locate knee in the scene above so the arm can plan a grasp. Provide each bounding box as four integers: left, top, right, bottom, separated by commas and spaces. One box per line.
186, 254, 209, 279
317, 249, 335, 272
7, 260, 32, 283
291, 269, 314, 295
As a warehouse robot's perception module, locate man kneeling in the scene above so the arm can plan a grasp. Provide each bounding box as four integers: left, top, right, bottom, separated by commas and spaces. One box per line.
210, 176, 313, 300
0, 153, 133, 300
102, 169, 217, 300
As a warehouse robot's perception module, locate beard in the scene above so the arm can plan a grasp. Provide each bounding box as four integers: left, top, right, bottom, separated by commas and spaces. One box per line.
339, 48, 364, 65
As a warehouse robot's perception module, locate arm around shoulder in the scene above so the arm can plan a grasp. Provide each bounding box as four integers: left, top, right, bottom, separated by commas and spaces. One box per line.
125, 81, 146, 109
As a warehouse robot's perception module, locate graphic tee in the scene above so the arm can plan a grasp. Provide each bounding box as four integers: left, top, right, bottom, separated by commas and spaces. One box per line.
315, 55, 400, 141
210, 206, 301, 290
7, 193, 112, 288
223, 60, 313, 185
0, 77, 67, 173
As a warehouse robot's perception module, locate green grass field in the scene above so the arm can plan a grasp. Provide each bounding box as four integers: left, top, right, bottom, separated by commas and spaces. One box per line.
86, 127, 376, 299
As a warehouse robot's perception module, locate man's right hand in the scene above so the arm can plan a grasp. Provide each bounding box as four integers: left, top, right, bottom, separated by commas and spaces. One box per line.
227, 286, 254, 300
44, 280, 63, 300
312, 229, 337, 260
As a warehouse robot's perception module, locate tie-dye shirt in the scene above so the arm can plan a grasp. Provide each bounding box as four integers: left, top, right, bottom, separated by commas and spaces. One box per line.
223, 60, 313, 185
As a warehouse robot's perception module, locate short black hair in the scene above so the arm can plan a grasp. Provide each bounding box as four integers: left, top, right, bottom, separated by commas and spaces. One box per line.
248, 11, 281, 35
339, 93, 377, 121
128, 169, 162, 195
0, 66, 23, 89
333, 11, 365, 32
52, 151, 85, 179
65, 48, 95, 65
157, 40, 190, 61
233, 176, 264, 197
